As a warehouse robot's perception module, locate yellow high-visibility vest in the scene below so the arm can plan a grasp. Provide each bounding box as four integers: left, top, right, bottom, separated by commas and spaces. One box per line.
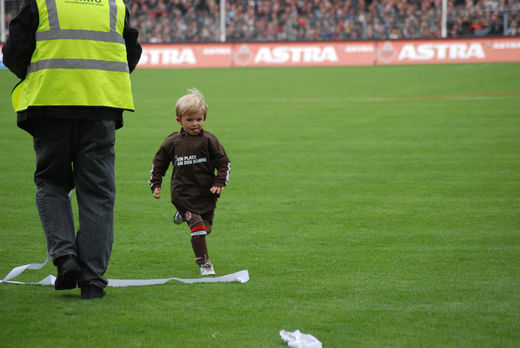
13, 0, 134, 112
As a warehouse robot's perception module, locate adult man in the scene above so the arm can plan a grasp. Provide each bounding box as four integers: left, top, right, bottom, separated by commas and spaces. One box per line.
2, 0, 141, 299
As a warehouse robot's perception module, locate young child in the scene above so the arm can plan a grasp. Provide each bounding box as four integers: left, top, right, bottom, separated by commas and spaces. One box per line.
149, 89, 230, 276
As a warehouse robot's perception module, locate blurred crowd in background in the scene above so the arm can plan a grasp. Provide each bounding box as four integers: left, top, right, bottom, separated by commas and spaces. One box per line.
129, 0, 520, 43
2, 0, 520, 43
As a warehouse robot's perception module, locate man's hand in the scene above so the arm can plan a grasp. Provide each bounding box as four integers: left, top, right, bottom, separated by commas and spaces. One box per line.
153, 186, 162, 199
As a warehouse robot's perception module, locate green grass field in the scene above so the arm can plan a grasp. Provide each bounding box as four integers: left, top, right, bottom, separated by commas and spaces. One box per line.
1, 62, 519, 347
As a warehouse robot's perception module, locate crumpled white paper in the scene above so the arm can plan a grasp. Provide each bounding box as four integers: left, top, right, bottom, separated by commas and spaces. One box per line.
280, 329, 322, 348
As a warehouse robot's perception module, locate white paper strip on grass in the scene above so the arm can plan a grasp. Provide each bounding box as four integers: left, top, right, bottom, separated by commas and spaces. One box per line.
0, 254, 51, 284
108, 270, 249, 287
1, 256, 249, 286
280, 330, 322, 348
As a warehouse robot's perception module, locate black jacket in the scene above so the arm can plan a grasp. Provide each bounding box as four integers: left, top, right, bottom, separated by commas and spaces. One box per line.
2, 0, 142, 134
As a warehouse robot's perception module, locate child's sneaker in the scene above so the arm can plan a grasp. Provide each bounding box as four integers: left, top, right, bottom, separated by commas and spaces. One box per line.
173, 211, 185, 224
200, 260, 216, 276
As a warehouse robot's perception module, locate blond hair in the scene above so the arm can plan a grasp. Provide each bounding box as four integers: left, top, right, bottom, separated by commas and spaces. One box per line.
175, 88, 208, 120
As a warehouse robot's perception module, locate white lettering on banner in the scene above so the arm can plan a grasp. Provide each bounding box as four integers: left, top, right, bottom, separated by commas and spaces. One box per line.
345, 45, 374, 53
139, 48, 196, 66
202, 47, 232, 55
398, 43, 485, 61
254, 46, 338, 64
492, 41, 520, 49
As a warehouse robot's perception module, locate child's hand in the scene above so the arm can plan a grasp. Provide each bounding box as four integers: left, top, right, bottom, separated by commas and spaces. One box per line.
153, 186, 162, 199
210, 185, 224, 195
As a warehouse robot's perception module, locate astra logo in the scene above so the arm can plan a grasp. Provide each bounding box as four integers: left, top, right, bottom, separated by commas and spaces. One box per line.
139, 49, 196, 65
398, 43, 485, 60
254, 46, 338, 64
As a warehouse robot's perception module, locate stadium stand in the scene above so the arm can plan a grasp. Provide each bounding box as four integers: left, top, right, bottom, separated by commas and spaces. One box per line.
2, 0, 520, 43
128, 0, 520, 43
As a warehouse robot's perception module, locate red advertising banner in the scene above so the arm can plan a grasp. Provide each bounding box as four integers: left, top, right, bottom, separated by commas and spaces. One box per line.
375, 37, 520, 65
137, 43, 235, 68
137, 41, 377, 68
137, 37, 520, 69
229, 42, 376, 67
2, 38, 519, 70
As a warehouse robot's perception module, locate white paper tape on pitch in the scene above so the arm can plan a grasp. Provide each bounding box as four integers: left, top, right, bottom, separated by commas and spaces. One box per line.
0, 255, 51, 285
108, 270, 249, 287
1, 256, 249, 287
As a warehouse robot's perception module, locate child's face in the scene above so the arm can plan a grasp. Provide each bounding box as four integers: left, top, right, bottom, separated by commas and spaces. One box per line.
177, 110, 205, 136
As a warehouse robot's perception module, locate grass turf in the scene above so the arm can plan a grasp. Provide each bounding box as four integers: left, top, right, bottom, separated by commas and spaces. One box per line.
1, 63, 519, 347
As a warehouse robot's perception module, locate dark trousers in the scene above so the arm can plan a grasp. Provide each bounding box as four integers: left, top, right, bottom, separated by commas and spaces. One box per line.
32, 118, 116, 288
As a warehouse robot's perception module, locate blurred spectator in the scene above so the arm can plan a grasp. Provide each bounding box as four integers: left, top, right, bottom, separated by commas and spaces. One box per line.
505, 17, 518, 34
488, 13, 504, 33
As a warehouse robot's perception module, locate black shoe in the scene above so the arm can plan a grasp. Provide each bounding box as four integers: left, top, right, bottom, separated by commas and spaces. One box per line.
81, 285, 107, 299
54, 255, 81, 290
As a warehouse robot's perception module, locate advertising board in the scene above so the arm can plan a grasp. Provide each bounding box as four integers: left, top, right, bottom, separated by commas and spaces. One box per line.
1, 39, 519, 70
137, 37, 520, 69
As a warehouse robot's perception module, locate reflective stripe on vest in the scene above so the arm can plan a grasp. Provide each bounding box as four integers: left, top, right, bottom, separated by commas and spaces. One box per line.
29, 59, 129, 73
38, 0, 121, 41
44, 0, 119, 31
33, 0, 124, 72
45, 0, 60, 29
36, 30, 125, 44
15, 0, 134, 111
